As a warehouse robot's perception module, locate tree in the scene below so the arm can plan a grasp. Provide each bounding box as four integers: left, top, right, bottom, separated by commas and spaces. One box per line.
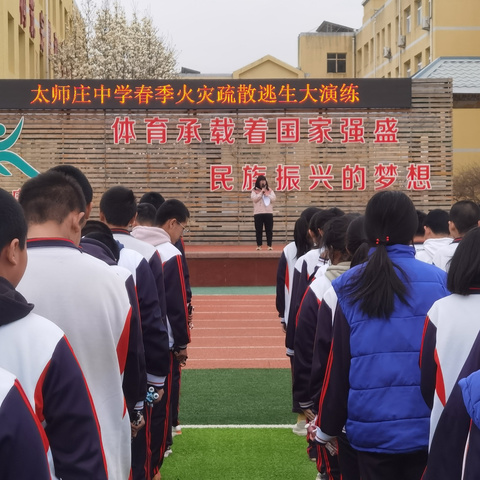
52, 0, 177, 79
453, 164, 480, 204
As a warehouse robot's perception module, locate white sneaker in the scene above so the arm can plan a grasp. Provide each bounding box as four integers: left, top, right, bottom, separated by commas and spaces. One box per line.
316, 473, 327, 480
172, 425, 182, 436
292, 419, 307, 436
164, 446, 172, 458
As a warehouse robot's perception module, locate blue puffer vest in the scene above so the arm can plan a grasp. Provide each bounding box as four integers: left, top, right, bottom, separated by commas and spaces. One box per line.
332, 244, 448, 454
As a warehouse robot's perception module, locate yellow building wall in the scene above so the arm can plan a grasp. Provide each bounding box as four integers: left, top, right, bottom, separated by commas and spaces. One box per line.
452, 109, 480, 173
0, 0, 76, 79
298, 33, 354, 78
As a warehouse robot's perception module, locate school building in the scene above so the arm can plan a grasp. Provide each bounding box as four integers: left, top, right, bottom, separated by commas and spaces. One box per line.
0, 0, 78, 79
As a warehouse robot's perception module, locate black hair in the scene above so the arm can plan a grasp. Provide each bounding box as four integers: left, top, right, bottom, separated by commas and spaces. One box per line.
300, 207, 322, 224
424, 209, 450, 235
346, 215, 369, 268
136, 203, 157, 226
0, 189, 27, 251
342, 191, 417, 319
293, 216, 310, 258
309, 208, 345, 245
100, 186, 137, 227
415, 210, 427, 237
139, 192, 165, 210
254, 175, 269, 190
19, 171, 86, 225
49, 165, 93, 204
155, 199, 190, 227
322, 215, 354, 259
447, 227, 480, 294
449, 200, 480, 236
81, 220, 120, 262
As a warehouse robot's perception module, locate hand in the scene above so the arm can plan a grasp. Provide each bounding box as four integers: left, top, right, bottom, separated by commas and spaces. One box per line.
302, 408, 316, 422
188, 303, 194, 322
324, 438, 338, 456
174, 348, 188, 366
131, 411, 145, 438
306, 422, 317, 442
281, 322, 287, 334
153, 386, 164, 404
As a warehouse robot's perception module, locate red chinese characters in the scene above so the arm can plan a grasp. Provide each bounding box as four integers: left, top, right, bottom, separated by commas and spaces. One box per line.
374, 163, 398, 190
111, 117, 136, 144
242, 164, 267, 191
210, 165, 234, 191
145, 118, 169, 144
243, 118, 268, 144
19, 0, 27, 28
277, 118, 300, 144
407, 164, 431, 190
342, 164, 366, 191
340, 118, 365, 144
275, 165, 301, 191
374, 118, 399, 143
177, 118, 202, 144
309, 164, 334, 191
210, 117, 235, 145
308, 117, 333, 143
29, 0, 35, 38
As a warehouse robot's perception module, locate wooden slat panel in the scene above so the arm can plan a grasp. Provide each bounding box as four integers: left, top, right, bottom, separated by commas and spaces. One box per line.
0, 79, 453, 245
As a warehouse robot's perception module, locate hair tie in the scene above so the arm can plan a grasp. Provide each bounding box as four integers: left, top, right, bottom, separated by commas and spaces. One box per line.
375, 236, 390, 245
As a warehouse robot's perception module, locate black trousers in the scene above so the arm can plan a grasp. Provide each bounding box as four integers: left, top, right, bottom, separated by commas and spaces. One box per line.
254, 213, 273, 246
356, 449, 427, 480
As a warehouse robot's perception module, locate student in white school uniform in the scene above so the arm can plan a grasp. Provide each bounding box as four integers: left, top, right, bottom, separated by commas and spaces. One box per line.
0, 367, 51, 480
18, 172, 140, 480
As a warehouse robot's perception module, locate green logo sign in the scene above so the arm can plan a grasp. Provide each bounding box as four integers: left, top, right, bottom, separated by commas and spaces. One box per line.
0, 118, 39, 178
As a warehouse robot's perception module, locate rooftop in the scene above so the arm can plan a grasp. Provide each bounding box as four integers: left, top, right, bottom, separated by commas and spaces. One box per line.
413, 57, 480, 93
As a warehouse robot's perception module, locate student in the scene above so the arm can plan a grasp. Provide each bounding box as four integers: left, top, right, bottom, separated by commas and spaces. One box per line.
276, 215, 311, 334
294, 215, 355, 480
99, 187, 171, 480
420, 227, 480, 447
0, 187, 108, 479
135, 202, 157, 226
311, 191, 448, 480
423, 332, 480, 480
17, 172, 138, 480
433, 200, 480, 271
415, 209, 451, 264
0, 367, 51, 479
132, 198, 191, 480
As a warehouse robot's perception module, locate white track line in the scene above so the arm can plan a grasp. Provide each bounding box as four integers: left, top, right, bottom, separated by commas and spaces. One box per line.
180, 424, 294, 429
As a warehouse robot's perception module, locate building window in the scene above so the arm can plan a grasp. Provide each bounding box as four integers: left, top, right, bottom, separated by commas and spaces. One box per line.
416, 1, 422, 26
415, 53, 422, 72
327, 53, 347, 73
405, 7, 411, 33
404, 60, 411, 77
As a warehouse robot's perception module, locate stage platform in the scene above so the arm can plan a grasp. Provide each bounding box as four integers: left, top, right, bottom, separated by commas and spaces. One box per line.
184, 244, 282, 287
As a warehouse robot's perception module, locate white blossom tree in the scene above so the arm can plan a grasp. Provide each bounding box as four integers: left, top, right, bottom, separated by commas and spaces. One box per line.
52, 0, 177, 79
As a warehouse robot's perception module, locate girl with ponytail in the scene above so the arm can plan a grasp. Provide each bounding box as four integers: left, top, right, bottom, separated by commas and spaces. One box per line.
311, 191, 449, 480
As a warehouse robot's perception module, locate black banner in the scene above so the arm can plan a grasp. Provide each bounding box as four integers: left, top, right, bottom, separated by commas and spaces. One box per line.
0, 78, 411, 110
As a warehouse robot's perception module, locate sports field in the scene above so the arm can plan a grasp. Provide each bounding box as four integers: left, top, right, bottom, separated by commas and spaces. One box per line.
161, 288, 318, 480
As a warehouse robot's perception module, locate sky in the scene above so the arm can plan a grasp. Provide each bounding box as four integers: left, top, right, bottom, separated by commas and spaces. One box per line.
112, 0, 364, 74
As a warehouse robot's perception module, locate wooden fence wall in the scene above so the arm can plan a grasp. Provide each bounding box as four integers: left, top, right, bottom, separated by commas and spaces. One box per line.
0, 78, 452, 245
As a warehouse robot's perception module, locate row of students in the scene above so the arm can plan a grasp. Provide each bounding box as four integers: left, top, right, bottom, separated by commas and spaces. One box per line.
0, 168, 192, 479
280, 192, 480, 480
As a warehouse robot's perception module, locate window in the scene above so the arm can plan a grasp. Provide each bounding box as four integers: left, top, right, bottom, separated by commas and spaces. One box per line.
416, 1, 422, 26
405, 7, 411, 33
415, 53, 422, 72
404, 60, 411, 77
327, 53, 346, 73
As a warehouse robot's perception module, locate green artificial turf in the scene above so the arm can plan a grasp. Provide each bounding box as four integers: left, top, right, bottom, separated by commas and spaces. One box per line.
179, 369, 297, 426
161, 428, 318, 480
191, 286, 276, 296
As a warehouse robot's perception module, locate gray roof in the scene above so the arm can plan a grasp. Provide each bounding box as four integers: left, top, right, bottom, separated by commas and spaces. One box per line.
413, 57, 480, 93
316, 21, 355, 33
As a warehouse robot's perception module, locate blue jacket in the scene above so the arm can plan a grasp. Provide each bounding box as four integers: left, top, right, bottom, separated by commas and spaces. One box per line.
320, 244, 448, 453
